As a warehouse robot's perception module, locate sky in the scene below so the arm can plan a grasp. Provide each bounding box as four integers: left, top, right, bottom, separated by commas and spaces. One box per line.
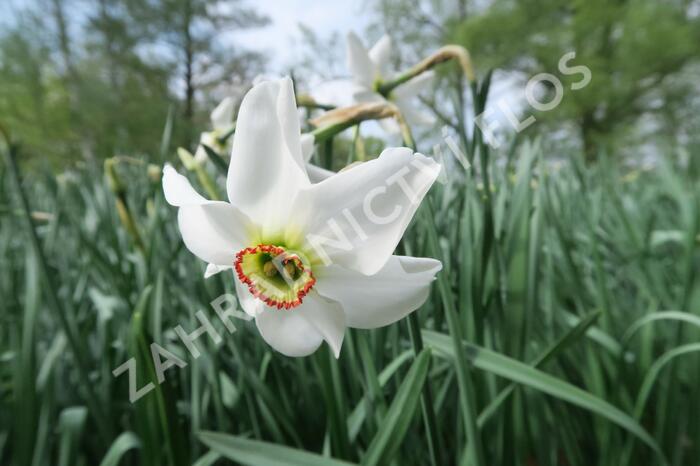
231, 0, 389, 134
235, 0, 372, 73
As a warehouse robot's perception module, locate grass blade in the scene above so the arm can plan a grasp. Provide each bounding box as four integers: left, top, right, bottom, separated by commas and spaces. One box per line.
423, 329, 667, 464
477, 311, 601, 427
98, 432, 141, 466
197, 431, 359, 466
362, 348, 431, 466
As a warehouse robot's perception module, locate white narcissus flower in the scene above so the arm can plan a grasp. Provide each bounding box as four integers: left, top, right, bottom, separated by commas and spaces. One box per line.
194, 96, 236, 164
346, 32, 436, 134
163, 77, 442, 358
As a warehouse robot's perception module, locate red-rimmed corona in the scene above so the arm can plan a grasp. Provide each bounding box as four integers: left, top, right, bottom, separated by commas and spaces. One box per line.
234, 244, 316, 310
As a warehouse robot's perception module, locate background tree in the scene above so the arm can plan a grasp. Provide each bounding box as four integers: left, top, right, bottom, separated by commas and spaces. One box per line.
370, 0, 700, 161
0, 0, 268, 166
124, 0, 268, 146
453, 0, 700, 161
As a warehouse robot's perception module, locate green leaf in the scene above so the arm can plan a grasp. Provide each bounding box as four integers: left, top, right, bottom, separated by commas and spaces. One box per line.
477, 311, 601, 427
98, 432, 141, 466
347, 349, 413, 441
422, 330, 667, 465
192, 451, 221, 466
197, 431, 358, 466
362, 348, 431, 466
622, 311, 700, 345
634, 343, 700, 419
57, 407, 88, 466
128, 286, 189, 466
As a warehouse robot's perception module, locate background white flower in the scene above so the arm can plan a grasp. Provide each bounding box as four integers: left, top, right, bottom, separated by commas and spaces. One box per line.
194, 96, 236, 164
346, 32, 436, 134
163, 77, 442, 358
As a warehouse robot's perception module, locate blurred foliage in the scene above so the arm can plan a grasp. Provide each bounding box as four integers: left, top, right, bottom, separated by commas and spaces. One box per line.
373, 0, 700, 160
452, 0, 700, 159
0, 0, 267, 168
3, 0, 699, 166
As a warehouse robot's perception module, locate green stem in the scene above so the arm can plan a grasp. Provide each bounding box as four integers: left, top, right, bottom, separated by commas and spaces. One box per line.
398, 125, 445, 466
421, 201, 485, 466
398, 118, 484, 465
310, 102, 398, 145
322, 137, 334, 171
406, 313, 443, 466
378, 44, 475, 97
314, 348, 352, 460
352, 125, 366, 162
104, 158, 147, 256
193, 164, 220, 201
311, 120, 358, 145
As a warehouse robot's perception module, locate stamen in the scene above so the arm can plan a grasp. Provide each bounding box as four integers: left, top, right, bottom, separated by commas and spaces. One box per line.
234, 244, 316, 310
263, 261, 278, 277
283, 261, 297, 279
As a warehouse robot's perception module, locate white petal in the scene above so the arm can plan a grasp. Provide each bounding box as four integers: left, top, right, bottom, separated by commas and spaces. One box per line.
368, 34, 392, 74
378, 117, 401, 135
315, 256, 441, 329
298, 293, 346, 358
210, 96, 236, 130
256, 308, 323, 357
204, 263, 232, 278
310, 79, 357, 108
177, 202, 254, 266
395, 97, 436, 127
164, 165, 254, 266
254, 292, 345, 357
346, 32, 375, 87
292, 148, 441, 275
227, 78, 309, 234
162, 164, 207, 206
306, 163, 335, 183
235, 273, 346, 358
300, 133, 315, 162
234, 273, 263, 317
393, 71, 435, 100
352, 89, 385, 104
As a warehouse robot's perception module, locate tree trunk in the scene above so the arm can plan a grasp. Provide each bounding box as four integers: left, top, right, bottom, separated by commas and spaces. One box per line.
49, 0, 77, 80
183, 0, 194, 147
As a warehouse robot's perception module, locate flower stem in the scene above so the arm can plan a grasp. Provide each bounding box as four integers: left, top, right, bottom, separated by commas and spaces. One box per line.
177, 147, 221, 199
310, 102, 399, 145
104, 158, 147, 256
194, 164, 220, 201
377, 45, 475, 97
